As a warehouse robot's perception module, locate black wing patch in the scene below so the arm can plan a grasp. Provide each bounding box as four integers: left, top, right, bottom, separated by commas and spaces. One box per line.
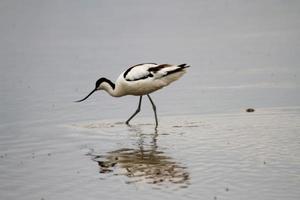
124, 63, 188, 81
163, 63, 189, 76
123, 63, 157, 81
148, 64, 171, 73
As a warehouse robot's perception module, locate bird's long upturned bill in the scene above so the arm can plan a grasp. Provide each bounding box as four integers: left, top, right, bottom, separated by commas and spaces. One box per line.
75, 88, 97, 102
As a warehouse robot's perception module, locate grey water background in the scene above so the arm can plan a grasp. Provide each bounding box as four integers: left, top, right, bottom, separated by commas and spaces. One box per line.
0, 0, 300, 199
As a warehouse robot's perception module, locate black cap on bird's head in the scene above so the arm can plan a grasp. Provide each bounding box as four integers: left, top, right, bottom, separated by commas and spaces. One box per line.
95, 77, 109, 89
75, 77, 115, 102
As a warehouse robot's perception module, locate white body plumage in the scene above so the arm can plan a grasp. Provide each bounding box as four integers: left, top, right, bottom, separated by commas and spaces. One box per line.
109, 63, 188, 96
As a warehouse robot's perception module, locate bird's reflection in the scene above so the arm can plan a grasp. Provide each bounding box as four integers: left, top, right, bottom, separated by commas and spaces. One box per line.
88, 127, 190, 187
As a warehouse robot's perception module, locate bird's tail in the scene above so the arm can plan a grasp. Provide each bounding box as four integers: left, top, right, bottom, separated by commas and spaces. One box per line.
162, 63, 190, 77
178, 63, 190, 68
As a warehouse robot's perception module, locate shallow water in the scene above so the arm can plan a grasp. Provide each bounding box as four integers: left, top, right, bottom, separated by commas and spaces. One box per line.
1, 0, 300, 200
1, 108, 300, 200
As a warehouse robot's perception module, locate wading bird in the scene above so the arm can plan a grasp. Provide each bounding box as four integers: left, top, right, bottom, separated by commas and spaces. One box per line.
75, 63, 190, 128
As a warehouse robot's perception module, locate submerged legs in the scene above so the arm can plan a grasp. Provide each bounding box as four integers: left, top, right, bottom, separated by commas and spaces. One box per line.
125, 95, 158, 128
147, 94, 158, 128
126, 96, 142, 125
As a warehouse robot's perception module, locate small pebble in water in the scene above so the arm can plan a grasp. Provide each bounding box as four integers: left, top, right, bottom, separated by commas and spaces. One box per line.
246, 108, 255, 112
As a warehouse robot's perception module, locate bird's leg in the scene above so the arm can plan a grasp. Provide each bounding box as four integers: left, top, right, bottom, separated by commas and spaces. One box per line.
126, 96, 143, 125
147, 94, 158, 128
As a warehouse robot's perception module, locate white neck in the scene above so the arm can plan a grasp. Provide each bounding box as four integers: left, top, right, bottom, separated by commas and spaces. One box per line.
100, 81, 122, 97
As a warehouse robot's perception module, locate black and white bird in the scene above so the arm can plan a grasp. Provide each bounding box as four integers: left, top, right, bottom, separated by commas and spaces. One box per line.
75, 63, 190, 128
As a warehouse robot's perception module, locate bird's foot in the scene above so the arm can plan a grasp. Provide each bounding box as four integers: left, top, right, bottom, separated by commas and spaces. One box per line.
125, 121, 131, 127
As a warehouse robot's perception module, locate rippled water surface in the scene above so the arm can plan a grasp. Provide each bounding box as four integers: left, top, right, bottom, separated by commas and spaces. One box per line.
1, 0, 300, 200
1, 109, 300, 199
